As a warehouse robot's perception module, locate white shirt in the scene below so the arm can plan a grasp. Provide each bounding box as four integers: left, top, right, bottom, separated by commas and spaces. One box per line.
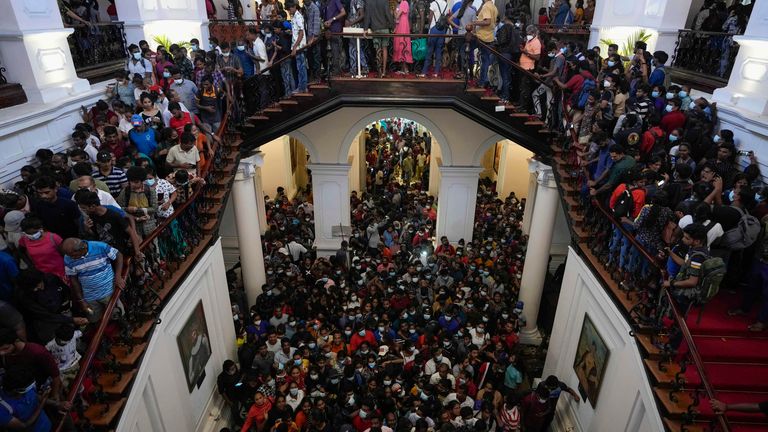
253, 37, 269, 74
82, 142, 99, 163
286, 389, 305, 411
286, 240, 308, 262
292, 11, 306, 49
127, 57, 151, 78
46, 330, 83, 370
429, 0, 448, 28
73, 188, 121, 209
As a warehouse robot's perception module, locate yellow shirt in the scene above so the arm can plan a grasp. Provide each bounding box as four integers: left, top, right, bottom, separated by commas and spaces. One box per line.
475, 1, 497, 43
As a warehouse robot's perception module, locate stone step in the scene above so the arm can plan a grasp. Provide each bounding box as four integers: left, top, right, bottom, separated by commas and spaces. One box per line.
97, 370, 137, 397
109, 343, 147, 368
83, 398, 126, 428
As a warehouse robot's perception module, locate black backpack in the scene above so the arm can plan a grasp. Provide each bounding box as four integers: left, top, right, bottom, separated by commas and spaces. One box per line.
434, 1, 449, 31
612, 185, 635, 219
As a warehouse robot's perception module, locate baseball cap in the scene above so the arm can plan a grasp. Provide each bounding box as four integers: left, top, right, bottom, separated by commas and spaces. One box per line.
131, 114, 144, 127
148, 85, 162, 93
96, 150, 113, 163
378, 345, 389, 356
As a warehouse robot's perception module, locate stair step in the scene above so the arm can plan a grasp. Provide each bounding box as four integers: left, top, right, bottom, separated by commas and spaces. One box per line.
97, 370, 137, 396
466, 87, 485, 94
663, 418, 707, 432
568, 211, 585, 226
524, 120, 545, 127
278, 99, 299, 105
202, 217, 219, 233
248, 115, 270, 121
213, 162, 237, 175
636, 333, 664, 359
309, 83, 330, 89
577, 243, 641, 314
263, 107, 283, 113
693, 335, 768, 363
205, 190, 227, 202
563, 195, 581, 211
510, 113, 530, 118
131, 318, 154, 340
481, 96, 500, 102
83, 398, 126, 427
110, 342, 147, 367
293, 92, 314, 97
573, 224, 589, 241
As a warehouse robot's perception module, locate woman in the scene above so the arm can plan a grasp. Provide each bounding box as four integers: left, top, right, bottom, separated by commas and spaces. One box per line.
109, 70, 135, 108
154, 50, 174, 90
117, 166, 158, 238
138, 92, 163, 130
393, 0, 413, 74
184, 123, 213, 175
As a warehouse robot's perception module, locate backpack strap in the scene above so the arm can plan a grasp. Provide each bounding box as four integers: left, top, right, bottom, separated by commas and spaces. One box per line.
0, 398, 13, 416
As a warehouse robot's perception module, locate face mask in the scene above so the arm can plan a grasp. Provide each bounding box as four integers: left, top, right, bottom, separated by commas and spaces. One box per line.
603, 80, 611, 88
423, 313, 431, 319
191, 44, 199, 50
294, 359, 302, 366
607, 60, 616, 67
177, 78, 184, 84
651, 91, 660, 98
665, 104, 674, 113
434, 355, 443, 362
145, 179, 156, 187
25, 231, 43, 241
378, 326, 385, 332
668, 134, 678, 142
526, 35, 534, 42
560, 47, 567, 54
331, 378, 340, 384
728, 190, 736, 202
368, 362, 376, 368
310, 373, 319, 380
409, 328, 416, 334
290, 388, 299, 396
133, 52, 142, 60
308, 342, 317, 349
713, 135, 721, 143
383, 379, 392, 386
420, 391, 429, 401
345, 330, 352, 336
445, 315, 452, 321
548, 52, 556, 58
222, 52, 231, 57
679, 91, 688, 98
665, 92, 675, 100
163, 71, 171, 78
237, 45, 246, 51
358, 330, 366, 337
359, 410, 368, 419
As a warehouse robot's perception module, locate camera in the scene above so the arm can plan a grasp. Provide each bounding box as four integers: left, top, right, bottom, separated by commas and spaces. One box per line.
738, 150, 754, 157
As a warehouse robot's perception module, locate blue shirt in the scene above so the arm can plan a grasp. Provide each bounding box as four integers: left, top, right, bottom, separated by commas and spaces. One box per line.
234, 49, 254, 77
648, 66, 665, 86
0, 250, 19, 302
64, 241, 119, 302
128, 127, 158, 156
504, 364, 523, 389
0, 386, 52, 432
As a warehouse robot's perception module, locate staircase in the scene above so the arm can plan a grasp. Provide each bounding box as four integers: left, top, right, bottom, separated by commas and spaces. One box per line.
61, 125, 243, 431
549, 143, 768, 432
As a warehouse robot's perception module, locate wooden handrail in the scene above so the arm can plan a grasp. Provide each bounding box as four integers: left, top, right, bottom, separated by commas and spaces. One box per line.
472, 39, 548, 87
249, 36, 322, 79
590, 190, 731, 432
55, 103, 232, 432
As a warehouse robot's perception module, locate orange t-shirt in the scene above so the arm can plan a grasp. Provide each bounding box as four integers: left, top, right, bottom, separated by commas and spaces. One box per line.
520, 37, 541, 71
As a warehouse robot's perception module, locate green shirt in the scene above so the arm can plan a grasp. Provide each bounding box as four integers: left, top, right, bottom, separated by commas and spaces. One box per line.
606, 155, 636, 188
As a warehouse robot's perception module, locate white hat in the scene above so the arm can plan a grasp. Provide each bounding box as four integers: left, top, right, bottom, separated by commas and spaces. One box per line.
378, 345, 389, 356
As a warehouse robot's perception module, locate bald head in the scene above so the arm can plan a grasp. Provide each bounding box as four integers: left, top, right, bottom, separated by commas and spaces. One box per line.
62, 238, 87, 257
77, 176, 96, 191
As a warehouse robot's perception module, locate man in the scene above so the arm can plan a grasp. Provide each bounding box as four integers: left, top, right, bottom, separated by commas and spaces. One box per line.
660, 97, 686, 134
63, 237, 125, 323
335, 240, 350, 269
0, 330, 63, 402
233, 38, 255, 79
533, 41, 566, 121
287, 1, 309, 93
30, 176, 81, 240
521, 383, 554, 432
92, 150, 128, 196
75, 190, 142, 258
363, 0, 393, 78
169, 66, 199, 114
518, 25, 541, 111
100, 125, 128, 160
495, 13, 521, 104
588, 144, 636, 196
346, 0, 368, 76
419, 0, 449, 78
166, 131, 201, 176
247, 27, 271, 111
663, 223, 710, 314
306, 0, 323, 81
647, 50, 669, 87
472, 0, 497, 88
73, 175, 121, 209
324, 0, 346, 76
128, 114, 158, 157
126, 43, 152, 81
72, 130, 98, 163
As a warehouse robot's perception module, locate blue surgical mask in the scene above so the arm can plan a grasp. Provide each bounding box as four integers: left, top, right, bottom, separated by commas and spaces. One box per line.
145, 179, 156, 186
607, 60, 616, 67
651, 91, 660, 98
163, 71, 171, 78
191, 44, 199, 50
668, 134, 678, 142
665, 104, 674, 113
560, 47, 567, 54
713, 135, 721, 143
25, 231, 43, 241
728, 190, 736, 202
678, 90, 688, 98
132, 52, 142, 60
666, 92, 675, 99
237, 45, 246, 51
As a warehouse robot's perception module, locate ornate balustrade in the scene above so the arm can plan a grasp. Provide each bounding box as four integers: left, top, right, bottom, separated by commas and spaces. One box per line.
670, 29, 740, 92
66, 22, 128, 82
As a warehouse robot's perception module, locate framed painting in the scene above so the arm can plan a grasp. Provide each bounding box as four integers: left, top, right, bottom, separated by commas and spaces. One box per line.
573, 314, 610, 408
177, 301, 212, 392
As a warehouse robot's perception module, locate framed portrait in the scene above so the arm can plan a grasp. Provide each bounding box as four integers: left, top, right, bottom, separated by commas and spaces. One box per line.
573, 314, 610, 408
493, 142, 503, 174
177, 301, 212, 392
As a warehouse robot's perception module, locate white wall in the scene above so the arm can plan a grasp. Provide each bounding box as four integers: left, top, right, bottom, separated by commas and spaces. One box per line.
0, 82, 110, 188
543, 247, 663, 432
260, 136, 296, 199
118, 239, 237, 432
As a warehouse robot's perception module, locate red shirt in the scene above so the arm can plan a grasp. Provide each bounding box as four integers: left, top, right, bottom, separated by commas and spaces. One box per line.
6, 343, 60, 388
609, 184, 646, 218
660, 110, 686, 133
169, 111, 194, 135
349, 330, 378, 352
641, 126, 664, 157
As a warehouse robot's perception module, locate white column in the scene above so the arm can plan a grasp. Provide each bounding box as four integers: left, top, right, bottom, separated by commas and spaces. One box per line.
713, 1, 768, 116
232, 154, 267, 304
309, 163, 351, 256
520, 159, 539, 236
436, 166, 481, 244
518, 162, 558, 346
588, 0, 693, 57
115, 0, 210, 50
0, 0, 91, 103
253, 159, 268, 235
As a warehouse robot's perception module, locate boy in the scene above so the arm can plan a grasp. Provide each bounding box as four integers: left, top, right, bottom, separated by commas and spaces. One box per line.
45, 325, 83, 390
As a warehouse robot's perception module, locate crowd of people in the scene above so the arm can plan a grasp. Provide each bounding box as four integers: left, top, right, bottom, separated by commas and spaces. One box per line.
216, 118, 580, 432
0, 31, 239, 427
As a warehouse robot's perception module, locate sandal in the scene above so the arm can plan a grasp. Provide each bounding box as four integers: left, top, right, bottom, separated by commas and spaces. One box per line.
748, 322, 767, 332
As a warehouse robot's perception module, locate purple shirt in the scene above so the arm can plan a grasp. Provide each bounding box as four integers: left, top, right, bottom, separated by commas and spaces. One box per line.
325, 0, 344, 33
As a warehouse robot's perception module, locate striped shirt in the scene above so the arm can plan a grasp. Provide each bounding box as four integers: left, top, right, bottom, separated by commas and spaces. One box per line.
64, 241, 118, 302
92, 167, 128, 196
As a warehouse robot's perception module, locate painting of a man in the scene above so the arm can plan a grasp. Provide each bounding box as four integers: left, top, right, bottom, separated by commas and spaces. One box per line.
178, 302, 212, 392
573, 315, 609, 408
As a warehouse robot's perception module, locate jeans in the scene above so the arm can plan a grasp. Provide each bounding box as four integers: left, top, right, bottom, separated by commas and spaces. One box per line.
257, 74, 272, 109
422, 27, 446, 75
295, 52, 308, 92
308, 42, 322, 79
280, 61, 296, 97
499, 52, 512, 100
741, 260, 768, 322
458, 37, 476, 76
329, 35, 343, 75
478, 43, 494, 87
533, 83, 553, 118
608, 223, 634, 271
348, 37, 368, 75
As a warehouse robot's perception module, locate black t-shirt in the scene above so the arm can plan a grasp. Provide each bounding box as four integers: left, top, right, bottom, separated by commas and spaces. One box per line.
712, 205, 743, 232
31, 197, 81, 240
88, 208, 131, 253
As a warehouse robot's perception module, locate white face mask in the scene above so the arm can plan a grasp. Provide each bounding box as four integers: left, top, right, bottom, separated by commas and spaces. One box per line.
603, 80, 611, 88
526, 35, 534, 42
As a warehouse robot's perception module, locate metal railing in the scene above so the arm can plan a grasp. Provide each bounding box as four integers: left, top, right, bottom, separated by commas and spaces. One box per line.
671, 29, 740, 81
66, 22, 128, 73
536, 23, 591, 35
55, 105, 233, 431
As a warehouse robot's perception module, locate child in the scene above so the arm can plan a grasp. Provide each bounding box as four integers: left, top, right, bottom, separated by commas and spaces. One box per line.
18, 215, 67, 284
45, 325, 83, 390
538, 7, 549, 25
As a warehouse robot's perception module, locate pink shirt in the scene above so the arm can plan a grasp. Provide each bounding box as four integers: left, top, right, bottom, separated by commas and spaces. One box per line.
19, 232, 66, 282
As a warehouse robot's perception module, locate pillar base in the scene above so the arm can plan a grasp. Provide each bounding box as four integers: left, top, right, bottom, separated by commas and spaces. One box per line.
519, 326, 544, 346
313, 237, 343, 258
